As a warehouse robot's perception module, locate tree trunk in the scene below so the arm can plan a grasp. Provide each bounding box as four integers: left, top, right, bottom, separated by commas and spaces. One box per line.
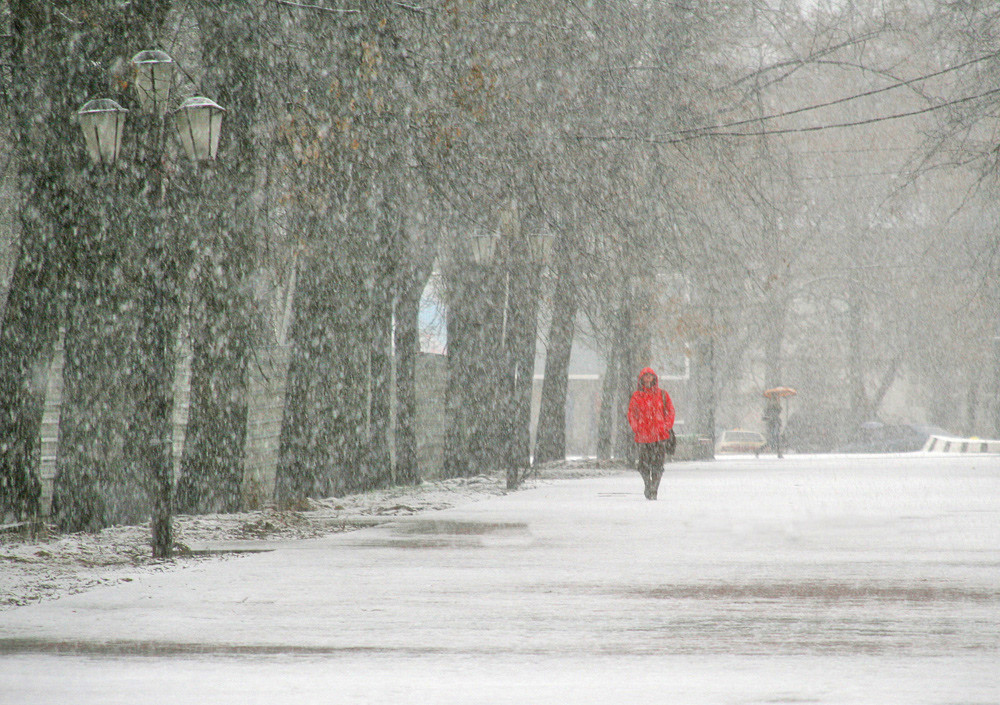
274, 254, 375, 502
476, 265, 507, 477
509, 263, 541, 478
42, 1, 171, 531
53, 268, 142, 531
175, 277, 249, 514
847, 284, 868, 420
368, 273, 394, 491
125, 243, 180, 556
393, 286, 421, 485
614, 298, 636, 465
965, 380, 978, 437
273, 252, 340, 506
330, 267, 374, 495
993, 336, 1000, 439
597, 352, 619, 462
0, 2, 65, 519
0, 267, 53, 521
176, 1, 261, 514
534, 264, 577, 466
443, 275, 471, 478
764, 287, 786, 390
869, 354, 900, 420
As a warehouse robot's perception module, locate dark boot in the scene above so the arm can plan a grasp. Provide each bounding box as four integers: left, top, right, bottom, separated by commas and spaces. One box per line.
649, 469, 662, 500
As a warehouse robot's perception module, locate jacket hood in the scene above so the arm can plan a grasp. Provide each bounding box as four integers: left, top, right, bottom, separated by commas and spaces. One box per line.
637, 367, 659, 389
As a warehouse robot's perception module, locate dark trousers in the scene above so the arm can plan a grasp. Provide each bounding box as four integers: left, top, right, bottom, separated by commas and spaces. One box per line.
637, 441, 666, 499
765, 421, 782, 458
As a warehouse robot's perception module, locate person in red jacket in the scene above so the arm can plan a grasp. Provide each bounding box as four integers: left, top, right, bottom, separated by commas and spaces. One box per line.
627, 367, 676, 500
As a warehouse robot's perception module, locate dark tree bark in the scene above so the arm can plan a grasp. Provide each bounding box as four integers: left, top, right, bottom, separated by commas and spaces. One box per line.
443, 272, 472, 478
510, 269, 541, 473
597, 350, 619, 462
993, 336, 1000, 439
614, 297, 637, 465
329, 264, 373, 495
18, 0, 172, 532
0, 269, 53, 522
174, 269, 250, 514
474, 263, 508, 477
368, 264, 395, 491
125, 235, 181, 556
393, 284, 421, 485
393, 225, 435, 486
0, 2, 64, 521
176, 1, 261, 515
534, 262, 578, 466
273, 252, 339, 506
505, 239, 543, 483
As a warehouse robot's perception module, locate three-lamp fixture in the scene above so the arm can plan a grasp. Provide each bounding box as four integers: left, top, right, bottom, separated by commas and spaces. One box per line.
77, 50, 226, 165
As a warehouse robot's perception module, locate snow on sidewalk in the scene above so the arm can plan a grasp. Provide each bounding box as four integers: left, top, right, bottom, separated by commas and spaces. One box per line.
2, 454, 999, 704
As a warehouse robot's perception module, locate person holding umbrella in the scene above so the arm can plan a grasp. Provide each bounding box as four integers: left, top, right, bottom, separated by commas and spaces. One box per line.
627, 367, 676, 500
762, 397, 783, 458
761, 387, 796, 458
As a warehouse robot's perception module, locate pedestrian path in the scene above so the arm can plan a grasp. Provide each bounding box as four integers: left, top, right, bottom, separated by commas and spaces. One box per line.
3, 454, 999, 704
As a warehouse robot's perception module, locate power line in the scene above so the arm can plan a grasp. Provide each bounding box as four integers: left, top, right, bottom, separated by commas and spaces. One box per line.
707, 86, 1000, 140
676, 49, 1000, 137
574, 86, 1000, 145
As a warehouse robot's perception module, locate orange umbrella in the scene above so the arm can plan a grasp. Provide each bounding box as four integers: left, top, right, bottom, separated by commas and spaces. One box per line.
762, 387, 797, 399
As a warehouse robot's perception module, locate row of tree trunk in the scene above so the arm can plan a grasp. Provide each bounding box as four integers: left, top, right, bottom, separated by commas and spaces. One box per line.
0, 2, 593, 538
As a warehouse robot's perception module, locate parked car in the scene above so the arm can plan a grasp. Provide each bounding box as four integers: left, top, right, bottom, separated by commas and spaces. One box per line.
835, 422, 954, 453
717, 429, 766, 454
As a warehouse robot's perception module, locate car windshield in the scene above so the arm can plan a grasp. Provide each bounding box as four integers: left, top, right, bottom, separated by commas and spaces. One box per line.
729, 432, 761, 442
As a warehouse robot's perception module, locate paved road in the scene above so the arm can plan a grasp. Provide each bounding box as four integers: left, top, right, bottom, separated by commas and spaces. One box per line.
3, 454, 999, 704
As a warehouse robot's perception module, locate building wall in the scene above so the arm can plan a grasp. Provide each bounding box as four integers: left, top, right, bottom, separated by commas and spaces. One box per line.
530, 375, 603, 459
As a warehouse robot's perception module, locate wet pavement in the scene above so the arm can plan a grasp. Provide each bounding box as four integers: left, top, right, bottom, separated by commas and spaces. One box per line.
2, 453, 999, 704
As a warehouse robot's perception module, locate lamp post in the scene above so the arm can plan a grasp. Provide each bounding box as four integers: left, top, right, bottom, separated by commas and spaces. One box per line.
76, 50, 225, 558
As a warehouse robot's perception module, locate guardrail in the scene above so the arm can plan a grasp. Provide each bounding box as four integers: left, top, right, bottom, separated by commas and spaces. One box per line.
923, 436, 1000, 453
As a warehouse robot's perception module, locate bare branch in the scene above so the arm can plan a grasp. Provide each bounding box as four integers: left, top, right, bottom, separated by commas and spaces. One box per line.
392, 2, 427, 14
267, 0, 360, 14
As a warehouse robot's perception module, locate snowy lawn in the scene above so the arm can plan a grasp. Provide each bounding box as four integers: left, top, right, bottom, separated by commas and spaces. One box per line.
0, 474, 517, 608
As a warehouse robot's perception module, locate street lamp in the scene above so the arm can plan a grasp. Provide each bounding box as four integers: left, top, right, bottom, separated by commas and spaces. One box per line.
77, 99, 128, 165
173, 97, 226, 161
78, 51, 226, 166
469, 230, 499, 265
527, 231, 555, 269
74, 50, 226, 558
130, 49, 175, 116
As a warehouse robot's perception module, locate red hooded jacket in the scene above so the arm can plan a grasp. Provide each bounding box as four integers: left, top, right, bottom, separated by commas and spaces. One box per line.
627, 367, 675, 444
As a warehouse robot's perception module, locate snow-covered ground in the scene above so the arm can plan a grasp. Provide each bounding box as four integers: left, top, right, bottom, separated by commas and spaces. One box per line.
1, 473, 514, 608
2, 454, 999, 704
